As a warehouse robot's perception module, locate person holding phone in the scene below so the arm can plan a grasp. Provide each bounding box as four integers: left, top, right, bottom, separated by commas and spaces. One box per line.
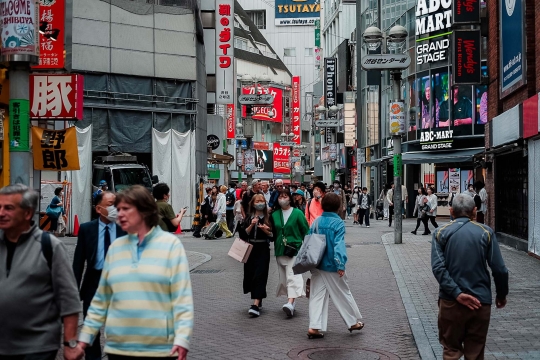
153, 183, 187, 232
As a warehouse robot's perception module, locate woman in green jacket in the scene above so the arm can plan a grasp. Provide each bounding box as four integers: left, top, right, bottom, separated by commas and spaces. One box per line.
271, 190, 310, 318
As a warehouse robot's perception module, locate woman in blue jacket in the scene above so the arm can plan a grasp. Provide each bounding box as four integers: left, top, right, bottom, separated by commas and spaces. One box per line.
307, 193, 364, 339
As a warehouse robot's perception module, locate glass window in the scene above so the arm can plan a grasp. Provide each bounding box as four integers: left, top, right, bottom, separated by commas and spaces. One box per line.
112, 168, 153, 192
284, 48, 296, 57
201, 12, 215, 29
432, 69, 449, 128
305, 47, 313, 56
452, 85, 473, 127
418, 73, 431, 129
246, 10, 266, 29
476, 64, 488, 125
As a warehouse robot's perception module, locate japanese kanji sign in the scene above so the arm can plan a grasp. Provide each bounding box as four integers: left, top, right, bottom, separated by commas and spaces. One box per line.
215, 0, 234, 104
272, 142, 290, 174
360, 54, 411, 70
226, 103, 235, 139
9, 99, 30, 152
33, 0, 65, 69
241, 86, 283, 123
292, 76, 301, 144
32, 126, 80, 170
30, 74, 84, 119
0, 0, 39, 59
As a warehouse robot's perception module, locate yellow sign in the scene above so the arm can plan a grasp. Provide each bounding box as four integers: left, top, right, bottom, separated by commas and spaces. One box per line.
32, 127, 80, 170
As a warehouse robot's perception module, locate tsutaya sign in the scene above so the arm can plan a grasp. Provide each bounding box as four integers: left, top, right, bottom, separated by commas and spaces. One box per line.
416, 0, 452, 36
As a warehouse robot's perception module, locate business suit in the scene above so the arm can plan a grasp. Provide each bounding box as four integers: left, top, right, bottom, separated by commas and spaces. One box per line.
72, 219, 126, 360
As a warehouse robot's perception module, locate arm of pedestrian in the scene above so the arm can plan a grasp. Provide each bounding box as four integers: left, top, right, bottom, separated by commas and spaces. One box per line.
334, 224, 347, 271
52, 241, 82, 319
486, 232, 509, 301
456, 293, 481, 310
72, 228, 86, 288
63, 313, 84, 360
170, 345, 188, 360
496, 297, 507, 309
430, 233, 462, 300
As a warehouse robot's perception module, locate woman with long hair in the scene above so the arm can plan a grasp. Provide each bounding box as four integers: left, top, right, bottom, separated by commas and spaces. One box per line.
232, 189, 247, 235
350, 186, 360, 224
411, 186, 429, 235
216, 185, 233, 238
238, 194, 273, 317
271, 190, 309, 318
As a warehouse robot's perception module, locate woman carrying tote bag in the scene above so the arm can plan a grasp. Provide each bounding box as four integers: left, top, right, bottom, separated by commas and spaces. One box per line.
271, 190, 309, 318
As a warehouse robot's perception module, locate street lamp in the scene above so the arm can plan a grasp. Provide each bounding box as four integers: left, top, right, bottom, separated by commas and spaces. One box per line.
361, 25, 409, 244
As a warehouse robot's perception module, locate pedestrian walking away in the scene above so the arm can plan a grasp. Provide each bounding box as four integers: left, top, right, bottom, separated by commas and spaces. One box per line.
77, 185, 194, 360
0, 184, 82, 360
238, 194, 273, 317
379, 185, 389, 220
387, 183, 395, 227
474, 180, 487, 224
426, 186, 439, 230
344, 185, 352, 219
46, 186, 65, 236
271, 190, 310, 318
305, 182, 326, 226
72, 191, 127, 360
153, 183, 187, 232
357, 187, 372, 227
411, 186, 429, 235
431, 194, 508, 360
307, 193, 363, 339
226, 182, 237, 230
216, 185, 233, 238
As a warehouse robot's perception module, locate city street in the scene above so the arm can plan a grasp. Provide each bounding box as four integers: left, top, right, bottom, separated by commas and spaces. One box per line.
61, 217, 540, 359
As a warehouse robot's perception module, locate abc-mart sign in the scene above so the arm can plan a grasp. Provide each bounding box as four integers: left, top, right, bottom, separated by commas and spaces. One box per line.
415, 0, 453, 65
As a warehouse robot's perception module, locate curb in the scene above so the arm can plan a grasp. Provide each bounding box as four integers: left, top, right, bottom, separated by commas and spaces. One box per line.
186, 251, 212, 271
382, 233, 437, 360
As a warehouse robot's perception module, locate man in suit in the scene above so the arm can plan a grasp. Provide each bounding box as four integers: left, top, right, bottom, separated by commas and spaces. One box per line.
72, 191, 126, 360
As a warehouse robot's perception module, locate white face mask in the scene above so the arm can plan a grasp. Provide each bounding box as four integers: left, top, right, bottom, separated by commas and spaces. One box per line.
105, 205, 118, 222
278, 199, 290, 208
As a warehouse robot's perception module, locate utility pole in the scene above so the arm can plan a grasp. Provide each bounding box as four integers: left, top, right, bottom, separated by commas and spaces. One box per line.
392, 71, 403, 244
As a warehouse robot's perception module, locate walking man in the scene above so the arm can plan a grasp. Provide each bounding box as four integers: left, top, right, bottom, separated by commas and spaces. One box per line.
431, 194, 508, 359
357, 187, 372, 227
226, 182, 236, 230
73, 191, 127, 360
0, 184, 82, 360
386, 183, 395, 227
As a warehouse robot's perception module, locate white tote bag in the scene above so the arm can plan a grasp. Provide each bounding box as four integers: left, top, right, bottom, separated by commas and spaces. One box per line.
292, 219, 327, 275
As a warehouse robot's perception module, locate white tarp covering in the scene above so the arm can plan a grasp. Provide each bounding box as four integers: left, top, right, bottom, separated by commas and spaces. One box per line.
529, 139, 540, 255
70, 125, 93, 227
152, 129, 195, 230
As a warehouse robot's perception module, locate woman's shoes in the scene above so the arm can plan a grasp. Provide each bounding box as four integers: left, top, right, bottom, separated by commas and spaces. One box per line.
411, 230, 417, 235
307, 331, 324, 339
422, 231, 431, 236
348, 322, 364, 333
248, 305, 260, 317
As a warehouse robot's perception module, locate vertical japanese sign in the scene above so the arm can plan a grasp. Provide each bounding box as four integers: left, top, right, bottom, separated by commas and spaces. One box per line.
30, 74, 84, 119
9, 99, 30, 151
215, 0, 234, 104
0, 0, 39, 59
314, 19, 320, 47
292, 76, 301, 144
273, 142, 290, 174
500, 0, 525, 97
33, 0, 65, 69
32, 127, 80, 170
226, 103, 235, 139
324, 58, 337, 144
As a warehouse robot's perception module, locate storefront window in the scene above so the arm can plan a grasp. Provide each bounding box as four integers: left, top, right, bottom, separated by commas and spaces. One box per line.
476, 65, 488, 125
418, 73, 431, 129
432, 69, 449, 128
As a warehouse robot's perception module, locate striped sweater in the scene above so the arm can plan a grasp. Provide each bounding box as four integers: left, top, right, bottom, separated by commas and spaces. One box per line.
79, 227, 193, 356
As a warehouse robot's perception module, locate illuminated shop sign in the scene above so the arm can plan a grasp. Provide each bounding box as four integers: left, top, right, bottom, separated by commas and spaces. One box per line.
416, 0, 453, 37
416, 38, 450, 65
420, 129, 454, 150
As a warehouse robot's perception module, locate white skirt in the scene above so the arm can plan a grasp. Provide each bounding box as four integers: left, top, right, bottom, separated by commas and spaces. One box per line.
275, 256, 306, 298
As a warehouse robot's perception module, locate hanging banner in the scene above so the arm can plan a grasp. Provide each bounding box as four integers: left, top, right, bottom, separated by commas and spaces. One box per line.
292, 76, 301, 144
30, 74, 84, 119
273, 142, 290, 174
453, 29, 481, 85
33, 0, 65, 69
9, 99, 30, 151
226, 103, 235, 139
215, 0, 234, 104
241, 86, 283, 123
0, 0, 39, 61
32, 127, 80, 170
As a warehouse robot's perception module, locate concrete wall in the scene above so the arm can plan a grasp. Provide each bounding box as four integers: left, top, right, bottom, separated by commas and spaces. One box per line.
70, 0, 197, 80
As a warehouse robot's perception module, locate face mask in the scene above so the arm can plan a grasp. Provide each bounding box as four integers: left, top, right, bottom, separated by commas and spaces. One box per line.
105, 205, 118, 222
254, 203, 266, 211
278, 199, 290, 208
313, 190, 321, 199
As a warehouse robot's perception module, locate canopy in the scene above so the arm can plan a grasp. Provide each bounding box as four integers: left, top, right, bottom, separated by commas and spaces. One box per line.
401, 148, 484, 164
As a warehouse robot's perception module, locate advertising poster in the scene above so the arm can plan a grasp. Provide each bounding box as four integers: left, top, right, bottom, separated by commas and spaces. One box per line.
226, 104, 235, 139
9, 99, 30, 151
432, 70, 449, 127
241, 86, 283, 123
215, 0, 234, 104
30, 74, 84, 119
461, 169, 474, 191
32, 127, 80, 170
448, 168, 461, 193
33, 0, 65, 69
255, 149, 273, 172
0, 0, 39, 58
453, 30, 482, 85
243, 149, 256, 174
476, 65, 488, 124
500, 0, 525, 97
418, 74, 431, 129
275, 0, 320, 26
389, 101, 405, 134
273, 142, 290, 174
437, 170, 449, 193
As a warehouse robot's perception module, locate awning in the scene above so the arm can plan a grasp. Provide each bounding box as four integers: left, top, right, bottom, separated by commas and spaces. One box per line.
401, 148, 484, 164
362, 156, 392, 167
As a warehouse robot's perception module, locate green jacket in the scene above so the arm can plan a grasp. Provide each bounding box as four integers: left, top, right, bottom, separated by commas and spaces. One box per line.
271, 208, 309, 257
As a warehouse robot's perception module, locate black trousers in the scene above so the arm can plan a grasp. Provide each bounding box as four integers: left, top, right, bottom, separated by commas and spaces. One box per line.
243, 242, 270, 300
226, 209, 235, 230
427, 215, 439, 229
0, 350, 57, 360
81, 269, 102, 360
388, 205, 395, 226
414, 217, 429, 233
49, 217, 58, 231
358, 208, 370, 226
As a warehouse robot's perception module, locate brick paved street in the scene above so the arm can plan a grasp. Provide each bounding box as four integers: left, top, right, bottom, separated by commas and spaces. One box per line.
59, 216, 540, 359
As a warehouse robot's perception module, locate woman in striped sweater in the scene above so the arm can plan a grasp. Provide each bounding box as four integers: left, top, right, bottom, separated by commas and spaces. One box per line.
77, 185, 194, 360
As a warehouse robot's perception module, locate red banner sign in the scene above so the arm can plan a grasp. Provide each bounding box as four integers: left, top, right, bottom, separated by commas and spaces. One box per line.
292, 76, 301, 144
273, 142, 290, 174
30, 74, 84, 120
226, 104, 235, 139
33, 0, 65, 69
253, 141, 270, 150
241, 86, 283, 123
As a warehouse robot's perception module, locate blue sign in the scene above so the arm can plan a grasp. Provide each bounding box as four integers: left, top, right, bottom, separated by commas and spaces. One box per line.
275, 0, 320, 26
500, 0, 525, 97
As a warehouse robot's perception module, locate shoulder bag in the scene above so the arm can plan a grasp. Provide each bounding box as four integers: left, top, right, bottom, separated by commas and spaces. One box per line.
292, 218, 327, 275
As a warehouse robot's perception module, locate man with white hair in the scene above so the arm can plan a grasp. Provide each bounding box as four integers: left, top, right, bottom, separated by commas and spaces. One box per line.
431, 194, 508, 360
261, 181, 271, 204
268, 179, 284, 211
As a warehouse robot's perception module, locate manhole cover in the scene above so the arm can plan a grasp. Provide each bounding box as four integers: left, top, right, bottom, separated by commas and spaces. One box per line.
288, 347, 400, 360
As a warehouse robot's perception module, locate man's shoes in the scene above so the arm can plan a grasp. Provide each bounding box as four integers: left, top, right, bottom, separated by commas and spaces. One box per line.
411, 231, 417, 235
282, 302, 295, 318
248, 305, 260, 317
421, 231, 431, 236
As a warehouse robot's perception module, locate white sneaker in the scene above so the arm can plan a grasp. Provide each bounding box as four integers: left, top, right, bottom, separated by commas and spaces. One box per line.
366, 225, 370, 228
282, 302, 294, 318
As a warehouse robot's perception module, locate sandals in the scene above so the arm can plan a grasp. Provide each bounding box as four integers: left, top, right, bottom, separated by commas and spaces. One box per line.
307, 332, 324, 339
348, 322, 365, 333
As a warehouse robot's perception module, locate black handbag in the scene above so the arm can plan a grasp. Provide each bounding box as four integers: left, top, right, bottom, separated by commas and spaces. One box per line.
282, 237, 298, 257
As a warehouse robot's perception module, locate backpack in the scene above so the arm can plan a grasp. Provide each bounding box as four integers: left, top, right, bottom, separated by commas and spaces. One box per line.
41, 231, 53, 269
226, 190, 235, 206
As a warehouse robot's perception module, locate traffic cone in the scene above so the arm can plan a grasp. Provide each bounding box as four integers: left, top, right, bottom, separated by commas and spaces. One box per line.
174, 223, 182, 235
73, 215, 80, 236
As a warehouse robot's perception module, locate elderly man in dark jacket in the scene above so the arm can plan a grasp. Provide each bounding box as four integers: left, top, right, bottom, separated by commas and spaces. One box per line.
431, 194, 508, 360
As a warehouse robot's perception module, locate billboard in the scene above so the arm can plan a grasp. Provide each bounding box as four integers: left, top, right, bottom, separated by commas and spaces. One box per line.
30, 74, 84, 120
500, 0, 525, 97
273, 142, 290, 174
33, 0, 65, 69
275, 0, 320, 26
453, 29, 481, 85
453, 0, 480, 24
292, 76, 301, 144
226, 104, 235, 139
0, 0, 39, 61
215, 0, 234, 104
241, 86, 283, 122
